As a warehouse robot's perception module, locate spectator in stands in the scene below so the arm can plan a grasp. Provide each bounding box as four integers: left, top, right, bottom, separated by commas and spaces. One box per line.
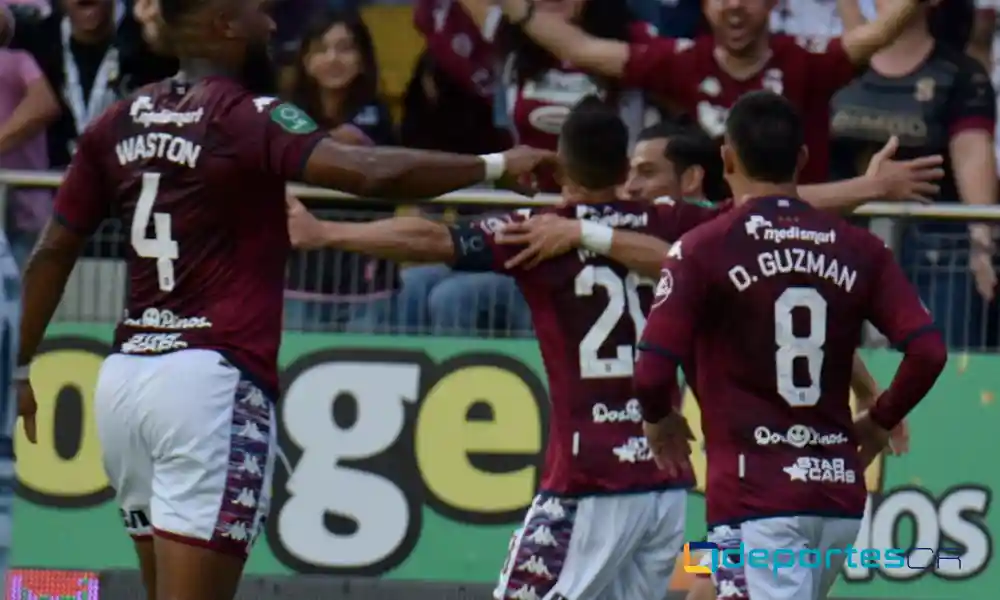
0, 0, 176, 167
485, 0, 659, 183
463, 0, 928, 184
829, 0, 999, 349
0, 45, 60, 267
283, 10, 402, 332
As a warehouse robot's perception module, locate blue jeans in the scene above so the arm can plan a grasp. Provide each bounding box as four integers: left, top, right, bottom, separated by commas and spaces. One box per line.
899, 225, 999, 350
397, 265, 533, 336
6, 230, 36, 271
284, 296, 396, 333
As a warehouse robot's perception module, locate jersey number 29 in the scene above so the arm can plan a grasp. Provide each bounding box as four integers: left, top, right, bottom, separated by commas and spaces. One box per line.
131, 173, 179, 292
575, 265, 654, 379
775, 287, 827, 407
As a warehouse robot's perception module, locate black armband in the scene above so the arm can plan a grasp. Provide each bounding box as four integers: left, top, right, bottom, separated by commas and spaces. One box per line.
449, 224, 496, 272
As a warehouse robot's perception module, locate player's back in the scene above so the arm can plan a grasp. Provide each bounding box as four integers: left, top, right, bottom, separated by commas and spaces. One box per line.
688, 196, 876, 524
514, 202, 691, 496
68, 77, 312, 396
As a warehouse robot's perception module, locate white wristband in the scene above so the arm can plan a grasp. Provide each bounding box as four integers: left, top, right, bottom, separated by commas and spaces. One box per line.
580, 221, 614, 255
13, 365, 29, 383
479, 153, 507, 182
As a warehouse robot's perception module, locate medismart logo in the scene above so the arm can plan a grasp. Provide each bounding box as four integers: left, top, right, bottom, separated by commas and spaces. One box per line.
682, 542, 963, 575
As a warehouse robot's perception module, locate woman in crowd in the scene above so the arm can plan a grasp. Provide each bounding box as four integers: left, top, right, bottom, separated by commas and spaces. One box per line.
830, 0, 998, 349
283, 10, 401, 332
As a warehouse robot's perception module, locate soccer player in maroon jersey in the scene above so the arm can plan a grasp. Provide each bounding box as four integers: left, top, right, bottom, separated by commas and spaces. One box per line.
457, 0, 926, 184
11, 0, 556, 598
633, 91, 947, 600
288, 97, 697, 600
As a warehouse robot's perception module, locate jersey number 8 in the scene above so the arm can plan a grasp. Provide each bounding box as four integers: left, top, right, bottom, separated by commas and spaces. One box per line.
774, 287, 827, 407
131, 173, 179, 293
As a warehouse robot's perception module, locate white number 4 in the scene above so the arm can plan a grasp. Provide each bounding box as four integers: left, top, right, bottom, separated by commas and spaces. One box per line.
131, 173, 179, 292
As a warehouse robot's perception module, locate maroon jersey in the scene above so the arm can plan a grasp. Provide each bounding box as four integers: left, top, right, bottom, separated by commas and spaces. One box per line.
621, 35, 857, 183
450, 202, 693, 496
638, 196, 934, 525
53, 77, 328, 397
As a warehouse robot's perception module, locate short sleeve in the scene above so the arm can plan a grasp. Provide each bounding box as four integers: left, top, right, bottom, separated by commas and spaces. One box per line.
650, 198, 722, 241
946, 59, 996, 137
13, 49, 42, 83
227, 96, 329, 182
53, 126, 110, 235
636, 235, 708, 361
451, 209, 534, 275
621, 37, 692, 98
865, 241, 937, 349
798, 37, 858, 100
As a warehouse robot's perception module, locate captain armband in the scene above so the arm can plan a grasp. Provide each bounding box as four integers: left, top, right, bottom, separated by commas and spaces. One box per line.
449, 224, 496, 272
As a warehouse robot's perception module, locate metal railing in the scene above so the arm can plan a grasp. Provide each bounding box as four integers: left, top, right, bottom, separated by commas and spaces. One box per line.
2, 169, 999, 349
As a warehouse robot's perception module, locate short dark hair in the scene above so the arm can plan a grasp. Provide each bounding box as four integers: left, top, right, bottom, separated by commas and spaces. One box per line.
559, 96, 629, 189
637, 122, 728, 202
725, 91, 804, 184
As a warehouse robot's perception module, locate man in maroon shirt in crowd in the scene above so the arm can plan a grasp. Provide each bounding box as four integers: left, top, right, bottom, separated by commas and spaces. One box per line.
634, 91, 946, 600
10, 0, 555, 596
458, 0, 926, 183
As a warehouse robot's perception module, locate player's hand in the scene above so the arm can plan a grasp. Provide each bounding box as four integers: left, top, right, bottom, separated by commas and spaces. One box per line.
496, 214, 581, 270
865, 136, 943, 203
496, 146, 560, 197
854, 410, 890, 468
17, 380, 37, 445
643, 412, 694, 478
888, 418, 910, 456
286, 196, 327, 250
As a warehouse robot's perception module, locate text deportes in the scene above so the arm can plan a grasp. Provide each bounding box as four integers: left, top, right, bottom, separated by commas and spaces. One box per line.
702, 544, 963, 575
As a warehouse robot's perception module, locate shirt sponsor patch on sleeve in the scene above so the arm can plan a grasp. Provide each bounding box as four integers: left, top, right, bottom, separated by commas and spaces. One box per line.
269, 103, 319, 134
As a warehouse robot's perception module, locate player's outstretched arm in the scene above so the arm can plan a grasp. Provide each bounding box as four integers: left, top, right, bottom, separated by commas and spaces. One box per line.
496, 214, 671, 275
288, 197, 456, 263
798, 138, 944, 212
300, 141, 556, 200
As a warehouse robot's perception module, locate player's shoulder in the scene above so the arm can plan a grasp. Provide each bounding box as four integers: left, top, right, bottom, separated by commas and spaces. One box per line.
837, 219, 893, 259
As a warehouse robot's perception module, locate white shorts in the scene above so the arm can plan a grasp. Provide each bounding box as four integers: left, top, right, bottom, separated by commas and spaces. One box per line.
494, 489, 686, 600
95, 349, 277, 557
709, 515, 861, 600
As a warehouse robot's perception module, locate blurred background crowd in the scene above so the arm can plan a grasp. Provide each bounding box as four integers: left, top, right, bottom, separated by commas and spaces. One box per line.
0, 0, 998, 346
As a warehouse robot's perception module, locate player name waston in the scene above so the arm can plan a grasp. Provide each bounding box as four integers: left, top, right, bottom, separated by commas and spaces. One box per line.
115, 133, 202, 169
729, 248, 857, 293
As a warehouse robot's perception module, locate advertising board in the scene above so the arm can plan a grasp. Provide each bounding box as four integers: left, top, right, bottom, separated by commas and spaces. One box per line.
14, 323, 994, 597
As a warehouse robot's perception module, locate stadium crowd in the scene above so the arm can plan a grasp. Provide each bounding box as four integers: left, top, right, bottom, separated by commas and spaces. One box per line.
0, 0, 998, 345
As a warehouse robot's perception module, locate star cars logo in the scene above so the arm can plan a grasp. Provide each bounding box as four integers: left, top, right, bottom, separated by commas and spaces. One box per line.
754, 425, 849, 448
784, 457, 856, 484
